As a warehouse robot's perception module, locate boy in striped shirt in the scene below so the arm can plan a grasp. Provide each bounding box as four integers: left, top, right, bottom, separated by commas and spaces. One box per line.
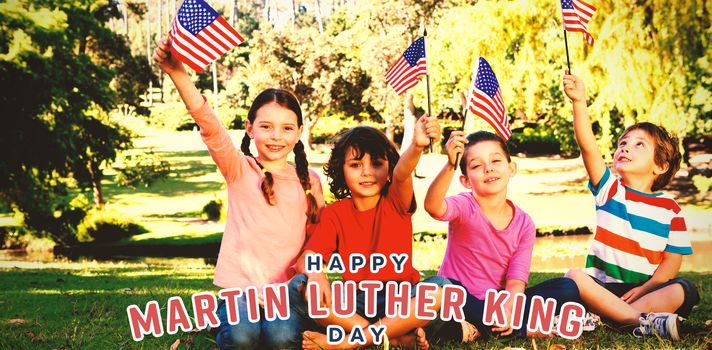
561, 73, 699, 340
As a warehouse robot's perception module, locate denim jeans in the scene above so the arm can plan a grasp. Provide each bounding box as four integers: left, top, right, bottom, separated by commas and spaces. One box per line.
289, 274, 452, 341
215, 276, 307, 349
448, 277, 582, 338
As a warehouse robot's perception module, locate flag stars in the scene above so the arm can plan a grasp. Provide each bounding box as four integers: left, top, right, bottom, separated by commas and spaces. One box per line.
177, 0, 219, 36
403, 37, 426, 66
476, 58, 499, 98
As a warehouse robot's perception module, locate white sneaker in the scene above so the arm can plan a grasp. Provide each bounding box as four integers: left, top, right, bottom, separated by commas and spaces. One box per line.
633, 312, 681, 341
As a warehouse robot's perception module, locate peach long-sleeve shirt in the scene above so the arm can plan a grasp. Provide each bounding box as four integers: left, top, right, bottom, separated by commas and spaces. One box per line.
189, 99, 324, 289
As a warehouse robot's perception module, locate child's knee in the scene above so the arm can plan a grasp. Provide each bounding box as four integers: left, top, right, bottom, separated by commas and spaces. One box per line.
564, 268, 586, 281
669, 277, 700, 317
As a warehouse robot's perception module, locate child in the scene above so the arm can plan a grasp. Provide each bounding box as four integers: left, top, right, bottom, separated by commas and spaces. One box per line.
293, 119, 447, 350
153, 38, 325, 349
562, 73, 699, 341
424, 130, 582, 339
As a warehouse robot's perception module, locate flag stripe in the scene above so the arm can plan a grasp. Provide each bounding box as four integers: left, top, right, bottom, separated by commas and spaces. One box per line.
561, 0, 596, 47
465, 57, 511, 140
169, 0, 244, 72
385, 38, 428, 95
175, 21, 221, 60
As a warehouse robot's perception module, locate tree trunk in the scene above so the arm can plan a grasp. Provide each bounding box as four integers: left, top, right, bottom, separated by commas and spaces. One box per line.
158, 0, 164, 102
290, 0, 297, 27
146, 0, 151, 65
157, 0, 162, 36
123, 0, 128, 34
88, 161, 105, 208
264, 0, 272, 25
212, 61, 219, 117
232, 0, 238, 27
302, 110, 324, 151
314, 0, 324, 34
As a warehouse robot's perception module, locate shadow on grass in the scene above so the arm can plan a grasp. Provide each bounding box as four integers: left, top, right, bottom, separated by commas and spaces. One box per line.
518, 164, 583, 175
143, 210, 203, 219
103, 150, 224, 198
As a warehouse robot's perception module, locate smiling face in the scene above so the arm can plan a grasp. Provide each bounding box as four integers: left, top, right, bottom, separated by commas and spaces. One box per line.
460, 140, 516, 197
342, 147, 390, 203
246, 101, 303, 165
613, 128, 666, 181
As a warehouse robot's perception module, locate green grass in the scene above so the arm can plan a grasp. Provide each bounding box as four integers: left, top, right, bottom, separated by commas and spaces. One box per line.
0, 263, 709, 349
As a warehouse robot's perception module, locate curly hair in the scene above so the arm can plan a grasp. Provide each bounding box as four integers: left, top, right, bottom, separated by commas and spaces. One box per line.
239, 88, 318, 223
619, 122, 681, 192
324, 126, 401, 200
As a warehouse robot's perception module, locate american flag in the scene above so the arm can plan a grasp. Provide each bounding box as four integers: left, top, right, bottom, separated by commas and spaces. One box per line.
560, 0, 596, 46
466, 57, 511, 140
169, 0, 244, 72
385, 37, 428, 95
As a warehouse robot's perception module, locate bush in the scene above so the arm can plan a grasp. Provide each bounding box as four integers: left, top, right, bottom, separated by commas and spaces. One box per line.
76, 209, 147, 243
508, 124, 562, 156
201, 199, 223, 221
1, 226, 32, 249
229, 115, 244, 129
113, 150, 171, 188
147, 102, 195, 131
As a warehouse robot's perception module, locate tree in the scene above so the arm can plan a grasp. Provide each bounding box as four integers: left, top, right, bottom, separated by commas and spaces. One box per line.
233, 23, 372, 149
0, 0, 147, 244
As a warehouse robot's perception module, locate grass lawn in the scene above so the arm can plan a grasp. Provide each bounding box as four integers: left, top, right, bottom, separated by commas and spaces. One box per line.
80, 131, 710, 252
0, 261, 710, 349
2, 130, 710, 349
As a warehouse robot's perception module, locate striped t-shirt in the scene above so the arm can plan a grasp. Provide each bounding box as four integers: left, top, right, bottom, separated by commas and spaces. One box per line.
585, 167, 692, 284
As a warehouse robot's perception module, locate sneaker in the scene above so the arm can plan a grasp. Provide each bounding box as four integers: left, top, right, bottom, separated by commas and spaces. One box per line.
633, 313, 680, 340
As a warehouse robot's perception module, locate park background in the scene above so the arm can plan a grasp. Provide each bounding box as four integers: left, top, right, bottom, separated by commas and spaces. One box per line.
1, 0, 710, 348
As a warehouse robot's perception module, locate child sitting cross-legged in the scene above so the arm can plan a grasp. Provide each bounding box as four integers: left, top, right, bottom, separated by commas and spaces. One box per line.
292, 116, 451, 350
424, 130, 583, 340
562, 73, 700, 341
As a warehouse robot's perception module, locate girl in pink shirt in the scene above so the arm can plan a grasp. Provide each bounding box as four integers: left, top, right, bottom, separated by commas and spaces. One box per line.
425, 130, 581, 340
154, 38, 324, 349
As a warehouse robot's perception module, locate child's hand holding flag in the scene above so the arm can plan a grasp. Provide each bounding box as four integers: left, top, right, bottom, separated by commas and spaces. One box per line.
168, 0, 244, 72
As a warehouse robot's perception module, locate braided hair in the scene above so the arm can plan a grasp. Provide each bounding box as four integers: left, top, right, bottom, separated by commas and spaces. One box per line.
239, 88, 319, 223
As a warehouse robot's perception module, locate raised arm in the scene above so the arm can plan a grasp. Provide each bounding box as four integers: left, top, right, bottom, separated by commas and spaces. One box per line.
392, 114, 441, 209
152, 38, 203, 111
153, 38, 242, 181
424, 131, 467, 218
563, 73, 607, 188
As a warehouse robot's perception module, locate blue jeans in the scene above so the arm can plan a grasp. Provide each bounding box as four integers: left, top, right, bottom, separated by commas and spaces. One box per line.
216, 277, 307, 349
289, 274, 452, 341
447, 277, 582, 338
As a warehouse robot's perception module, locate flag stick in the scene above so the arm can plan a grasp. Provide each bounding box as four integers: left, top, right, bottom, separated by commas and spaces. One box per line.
423, 26, 433, 153
564, 29, 572, 73
454, 98, 468, 169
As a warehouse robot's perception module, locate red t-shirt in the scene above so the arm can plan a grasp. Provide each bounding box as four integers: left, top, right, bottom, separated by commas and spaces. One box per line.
304, 185, 420, 284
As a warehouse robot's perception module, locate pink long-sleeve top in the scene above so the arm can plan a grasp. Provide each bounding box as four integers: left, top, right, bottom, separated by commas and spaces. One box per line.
189, 99, 324, 289
434, 192, 536, 299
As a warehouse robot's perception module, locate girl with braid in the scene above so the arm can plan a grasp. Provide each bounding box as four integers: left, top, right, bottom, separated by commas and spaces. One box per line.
153, 38, 324, 349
